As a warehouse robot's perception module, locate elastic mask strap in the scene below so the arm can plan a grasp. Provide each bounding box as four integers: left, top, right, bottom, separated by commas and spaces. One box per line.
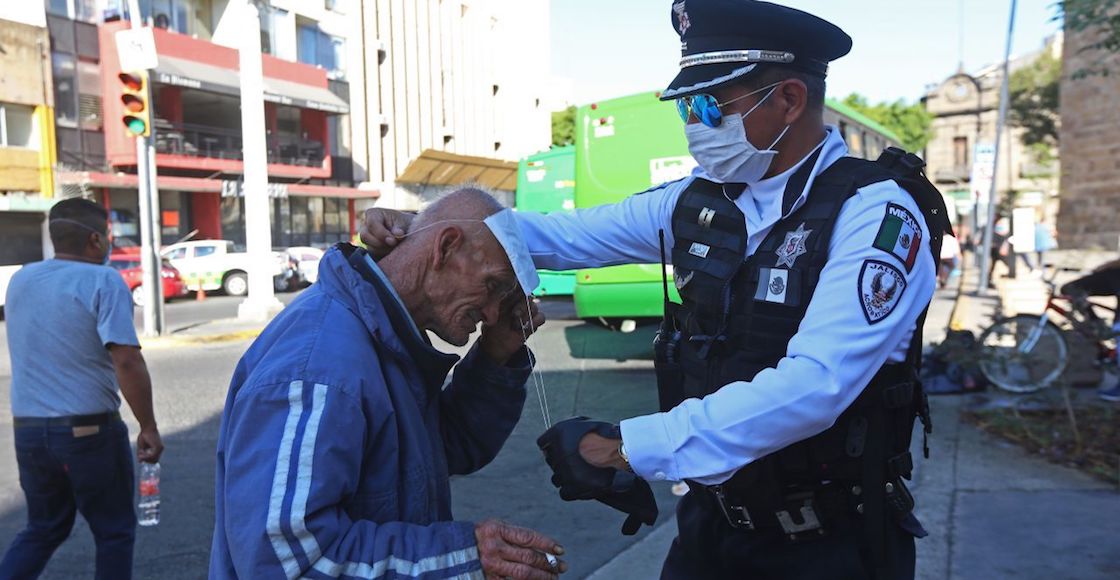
738, 84, 781, 120
768, 124, 791, 150
50, 218, 106, 236
719, 81, 783, 109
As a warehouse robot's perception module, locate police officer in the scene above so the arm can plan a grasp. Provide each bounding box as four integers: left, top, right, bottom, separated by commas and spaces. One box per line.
363, 1, 950, 577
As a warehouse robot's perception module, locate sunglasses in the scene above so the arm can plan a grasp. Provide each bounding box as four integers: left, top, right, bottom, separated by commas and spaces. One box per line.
674, 81, 783, 128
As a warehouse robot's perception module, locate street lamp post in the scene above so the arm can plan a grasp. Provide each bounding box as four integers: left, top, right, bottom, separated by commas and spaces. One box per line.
237, 0, 283, 322
977, 0, 1018, 295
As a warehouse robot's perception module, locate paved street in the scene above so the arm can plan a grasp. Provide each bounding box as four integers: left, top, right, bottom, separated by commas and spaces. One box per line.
0, 294, 683, 578
0, 282, 1065, 580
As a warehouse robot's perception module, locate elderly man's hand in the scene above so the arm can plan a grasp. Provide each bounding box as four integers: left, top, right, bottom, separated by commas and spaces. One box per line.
480, 296, 544, 366
359, 207, 415, 258
475, 519, 566, 580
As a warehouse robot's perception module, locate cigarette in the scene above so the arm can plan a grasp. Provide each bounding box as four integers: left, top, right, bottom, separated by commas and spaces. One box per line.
545, 553, 558, 568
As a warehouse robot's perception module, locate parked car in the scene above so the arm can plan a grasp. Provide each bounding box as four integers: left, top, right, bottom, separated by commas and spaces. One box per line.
161, 240, 296, 297
108, 254, 189, 306
285, 246, 325, 286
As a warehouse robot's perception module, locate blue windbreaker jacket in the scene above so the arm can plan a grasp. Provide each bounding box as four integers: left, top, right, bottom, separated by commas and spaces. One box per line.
209, 245, 531, 579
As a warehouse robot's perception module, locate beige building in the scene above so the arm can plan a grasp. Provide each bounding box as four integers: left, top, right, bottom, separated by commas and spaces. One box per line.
345, 0, 553, 209
922, 36, 1062, 229
1058, 22, 1120, 250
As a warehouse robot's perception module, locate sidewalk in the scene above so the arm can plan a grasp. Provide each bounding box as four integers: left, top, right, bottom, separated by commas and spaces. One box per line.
139, 317, 267, 349
587, 266, 1120, 580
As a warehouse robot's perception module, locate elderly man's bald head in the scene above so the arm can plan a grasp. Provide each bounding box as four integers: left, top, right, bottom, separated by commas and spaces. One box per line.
413, 187, 505, 231
377, 187, 521, 347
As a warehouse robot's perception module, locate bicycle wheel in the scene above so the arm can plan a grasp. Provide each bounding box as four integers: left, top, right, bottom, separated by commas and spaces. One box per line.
978, 314, 1069, 393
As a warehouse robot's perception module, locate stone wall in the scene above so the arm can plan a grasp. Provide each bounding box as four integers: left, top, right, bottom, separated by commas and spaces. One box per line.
1058, 25, 1120, 251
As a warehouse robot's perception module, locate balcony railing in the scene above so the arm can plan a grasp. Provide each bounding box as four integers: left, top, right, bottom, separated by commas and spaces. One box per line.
151, 120, 326, 167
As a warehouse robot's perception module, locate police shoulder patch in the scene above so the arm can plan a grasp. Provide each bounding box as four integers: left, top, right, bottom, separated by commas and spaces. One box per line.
858, 260, 907, 325
872, 202, 922, 272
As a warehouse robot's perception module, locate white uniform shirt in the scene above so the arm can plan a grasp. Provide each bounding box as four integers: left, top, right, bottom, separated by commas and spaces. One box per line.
516, 127, 936, 485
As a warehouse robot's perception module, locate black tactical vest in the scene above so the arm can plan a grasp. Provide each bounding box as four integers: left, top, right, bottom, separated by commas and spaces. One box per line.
655, 147, 950, 499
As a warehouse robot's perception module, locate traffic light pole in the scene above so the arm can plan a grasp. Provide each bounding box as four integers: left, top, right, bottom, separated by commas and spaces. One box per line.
127, 0, 166, 336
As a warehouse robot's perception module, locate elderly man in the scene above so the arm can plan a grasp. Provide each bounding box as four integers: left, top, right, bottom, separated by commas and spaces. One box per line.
209, 189, 566, 580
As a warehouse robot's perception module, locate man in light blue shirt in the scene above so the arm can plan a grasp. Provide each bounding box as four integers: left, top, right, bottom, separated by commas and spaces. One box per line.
1, 198, 163, 580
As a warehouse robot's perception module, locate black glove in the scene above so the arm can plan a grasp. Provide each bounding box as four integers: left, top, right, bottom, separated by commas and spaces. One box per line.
536, 417, 658, 535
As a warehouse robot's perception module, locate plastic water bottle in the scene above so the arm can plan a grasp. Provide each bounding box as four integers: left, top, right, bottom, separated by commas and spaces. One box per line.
138, 462, 160, 526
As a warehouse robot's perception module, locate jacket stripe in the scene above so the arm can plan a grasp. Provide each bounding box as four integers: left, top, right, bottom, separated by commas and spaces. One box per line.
310, 547, 482, 579
291, 384, 329, 564
267, 381, 305, 579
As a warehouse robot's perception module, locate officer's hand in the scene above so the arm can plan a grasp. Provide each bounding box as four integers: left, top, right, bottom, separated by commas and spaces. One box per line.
474, 519, 566, 580
137, 426, 163, 463
480, 295, 545, 365
359, 208, 414, 258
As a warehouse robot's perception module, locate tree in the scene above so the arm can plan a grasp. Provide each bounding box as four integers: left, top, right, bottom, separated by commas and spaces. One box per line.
840, 94, 934, 153
551, 106, 576, 147
1058, 0, 1120, 77
1008, 51, 1061, 150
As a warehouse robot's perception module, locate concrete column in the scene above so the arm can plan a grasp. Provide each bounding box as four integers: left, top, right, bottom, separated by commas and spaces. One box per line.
238, 0, 283, 322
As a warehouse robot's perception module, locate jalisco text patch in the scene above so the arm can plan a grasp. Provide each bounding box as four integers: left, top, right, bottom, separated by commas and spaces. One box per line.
872, 203, 922, 272
858, 260, 907, 324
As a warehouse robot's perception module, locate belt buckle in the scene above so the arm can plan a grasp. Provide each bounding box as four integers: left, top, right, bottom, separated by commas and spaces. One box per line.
775, 493, 826, 541
711, 485, 755, 530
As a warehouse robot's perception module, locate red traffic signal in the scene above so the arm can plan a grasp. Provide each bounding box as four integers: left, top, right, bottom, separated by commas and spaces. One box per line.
118, 72, 151, 137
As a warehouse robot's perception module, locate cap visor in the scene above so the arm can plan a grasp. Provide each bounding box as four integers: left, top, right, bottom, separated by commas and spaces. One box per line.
660, 63, 759, 100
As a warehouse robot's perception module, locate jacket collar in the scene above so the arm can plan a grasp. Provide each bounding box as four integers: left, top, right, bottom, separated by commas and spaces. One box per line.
318, 244, 459, 393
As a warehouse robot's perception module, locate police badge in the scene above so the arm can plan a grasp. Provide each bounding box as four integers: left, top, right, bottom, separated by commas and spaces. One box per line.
673, 1, 691, 35
775, 223, 811, 268
858, 260, 907, 324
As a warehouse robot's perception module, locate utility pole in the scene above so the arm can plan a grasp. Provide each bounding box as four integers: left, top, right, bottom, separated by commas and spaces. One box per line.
977, 0, 1017, 295
126, 0, 165, 336
237, 0, 283, 322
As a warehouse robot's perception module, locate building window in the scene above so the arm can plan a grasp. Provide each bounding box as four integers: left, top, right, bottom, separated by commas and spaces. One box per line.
0, 104, 37, 149
260, 6, 290, 57
953, 136, 969, 168
298, 22, 346, 79
78, 61, 102, 131
49, 0, 98, 21
139, 0, 193, 35
52, 52, 78, 128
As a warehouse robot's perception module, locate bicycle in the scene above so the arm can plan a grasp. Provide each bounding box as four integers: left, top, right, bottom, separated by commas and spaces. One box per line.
977, 266, 1119, 393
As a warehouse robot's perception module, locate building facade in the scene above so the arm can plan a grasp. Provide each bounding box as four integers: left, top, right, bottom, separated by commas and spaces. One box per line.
1, 1, 57, 308
1058, 23, 1120, 250
44, 0, 552, 249
922, 36, 1062, 231
347, 0, 552, 209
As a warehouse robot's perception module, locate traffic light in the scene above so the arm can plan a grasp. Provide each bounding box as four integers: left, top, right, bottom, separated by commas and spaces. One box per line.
118, 71, 151, 138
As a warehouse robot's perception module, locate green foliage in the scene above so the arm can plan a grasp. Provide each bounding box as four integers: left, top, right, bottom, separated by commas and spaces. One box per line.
1009, 51, 1061, 149
551, 106, 576, 147
1058, 0, 1120, 77
840, 94, 935, 153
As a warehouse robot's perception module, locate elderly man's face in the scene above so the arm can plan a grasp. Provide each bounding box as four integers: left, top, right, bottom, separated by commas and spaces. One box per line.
425, 226, 520, 346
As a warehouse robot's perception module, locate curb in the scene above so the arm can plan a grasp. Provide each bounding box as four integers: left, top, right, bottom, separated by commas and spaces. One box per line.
140, 328, 263, 350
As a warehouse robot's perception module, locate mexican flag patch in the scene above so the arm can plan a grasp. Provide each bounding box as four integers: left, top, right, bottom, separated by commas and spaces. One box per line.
873, 203, 922, 272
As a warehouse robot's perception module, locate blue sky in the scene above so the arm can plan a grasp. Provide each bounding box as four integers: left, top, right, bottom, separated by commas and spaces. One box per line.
551, 0, 1062, 106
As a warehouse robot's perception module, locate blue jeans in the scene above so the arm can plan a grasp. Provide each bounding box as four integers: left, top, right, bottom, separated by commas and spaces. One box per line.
0, 419, 136, 580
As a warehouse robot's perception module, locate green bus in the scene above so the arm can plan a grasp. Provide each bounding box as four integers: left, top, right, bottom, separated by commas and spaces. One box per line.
515, 145, 577, 296
571, 91, 901, 321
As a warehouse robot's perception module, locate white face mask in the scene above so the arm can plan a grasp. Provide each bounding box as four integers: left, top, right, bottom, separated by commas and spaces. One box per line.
685, 84, 790, 184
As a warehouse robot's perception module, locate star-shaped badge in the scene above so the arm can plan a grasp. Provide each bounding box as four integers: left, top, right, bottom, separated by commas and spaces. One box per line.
775, 223, 812, 268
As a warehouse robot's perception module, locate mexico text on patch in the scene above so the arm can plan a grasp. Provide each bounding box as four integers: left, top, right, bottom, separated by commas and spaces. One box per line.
872, 203, 922, 272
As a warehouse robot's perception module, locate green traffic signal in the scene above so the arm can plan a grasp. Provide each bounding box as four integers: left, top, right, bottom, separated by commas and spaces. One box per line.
126, 118, 147, 135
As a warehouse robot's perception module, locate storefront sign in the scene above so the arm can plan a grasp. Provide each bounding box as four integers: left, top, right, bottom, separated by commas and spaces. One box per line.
221, 180, 289, 199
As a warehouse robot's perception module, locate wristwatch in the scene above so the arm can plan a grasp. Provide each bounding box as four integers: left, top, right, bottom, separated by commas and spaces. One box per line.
618, 441, 633, 473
